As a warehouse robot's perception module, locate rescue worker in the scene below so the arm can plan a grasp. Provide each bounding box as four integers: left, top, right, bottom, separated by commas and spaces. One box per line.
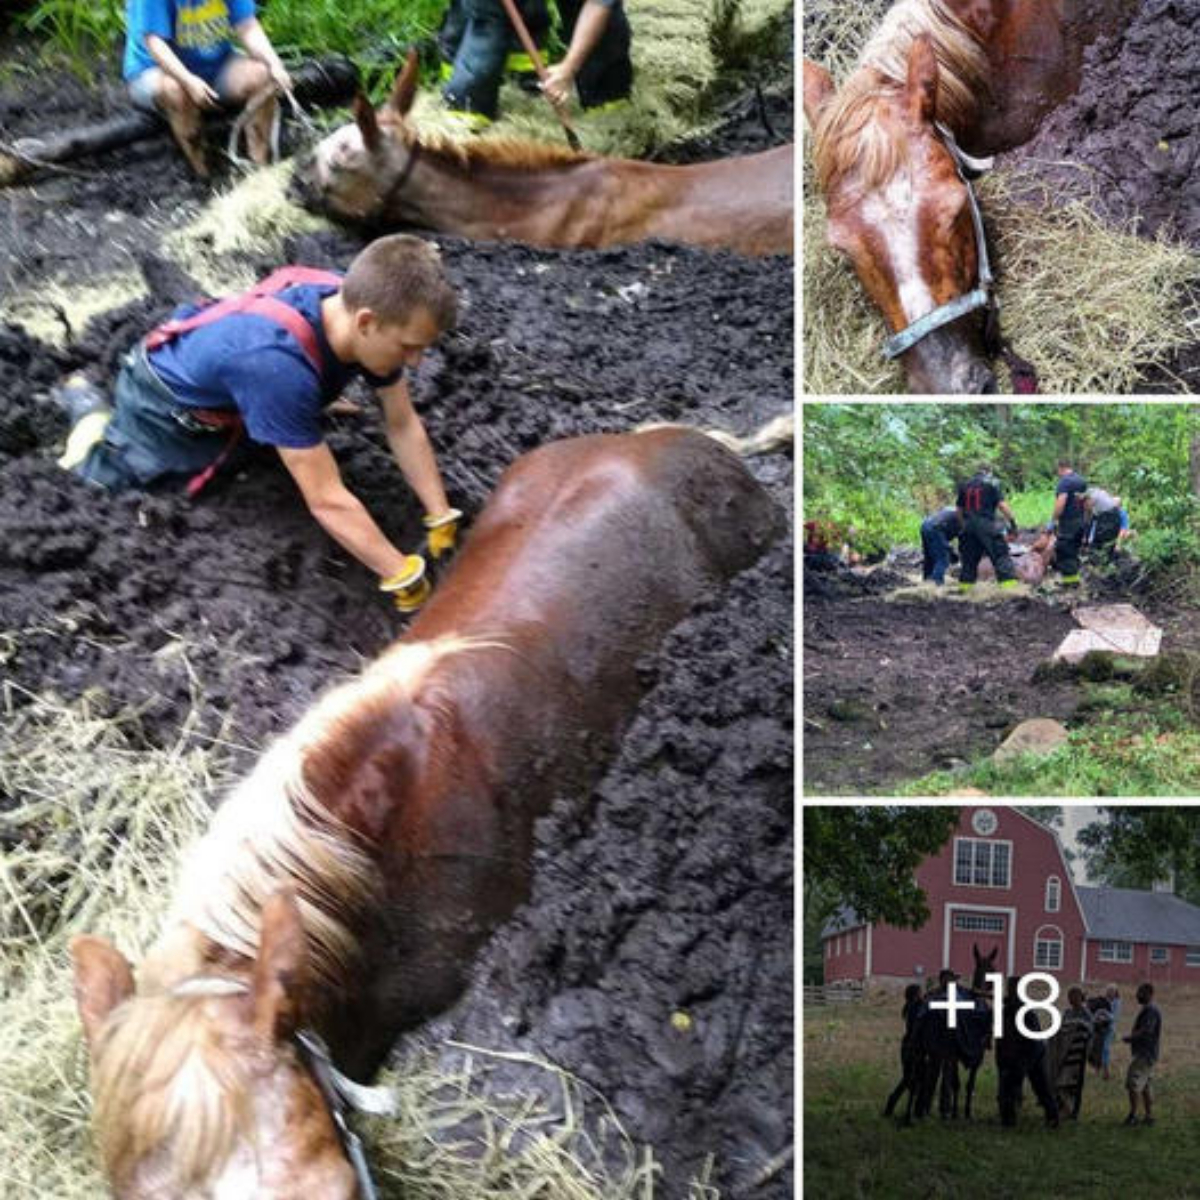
956, 465, 1018, 591
441, 0, 632, 127
803, 518, 843, 572
919, 505, 962, 586
1048, 459, 1088, 585
1084, 485, 1123, 559
124, 0, 291, 179
55, 235, 460, 613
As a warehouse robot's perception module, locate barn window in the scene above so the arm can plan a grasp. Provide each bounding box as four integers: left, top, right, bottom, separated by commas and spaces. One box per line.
1034, 926, 1063, 970
1187, 947, 1200, 967
1150, 946, 1169, 964
1098, 941, 1133, 963
953, 838, 1012, 888
1045, 876, 1061, 912
953, 913, 1004, 932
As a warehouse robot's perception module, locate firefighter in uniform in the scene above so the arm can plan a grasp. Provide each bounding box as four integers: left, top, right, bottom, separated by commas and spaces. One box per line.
1049, 459, 1088, 585
956, 466, 1019, 591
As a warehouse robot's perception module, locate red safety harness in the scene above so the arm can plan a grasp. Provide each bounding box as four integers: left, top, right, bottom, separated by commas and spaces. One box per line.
143, 266, 341, 497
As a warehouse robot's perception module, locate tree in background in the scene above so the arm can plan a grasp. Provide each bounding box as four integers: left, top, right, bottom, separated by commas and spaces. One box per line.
1077, 807, 1200, 906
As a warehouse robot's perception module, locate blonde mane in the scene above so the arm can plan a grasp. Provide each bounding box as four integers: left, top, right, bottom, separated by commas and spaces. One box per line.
813, 0, 990, 192
402, 122, 596, 171
90, 634, 506, 1191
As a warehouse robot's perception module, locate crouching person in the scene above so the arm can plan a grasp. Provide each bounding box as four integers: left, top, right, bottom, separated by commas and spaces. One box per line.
56, 234, 461, 613
920, 505, 962, 586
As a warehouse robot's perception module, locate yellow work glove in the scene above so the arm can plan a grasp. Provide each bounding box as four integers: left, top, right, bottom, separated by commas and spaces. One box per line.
379, 554, 430, 613
423, 507, 463, 560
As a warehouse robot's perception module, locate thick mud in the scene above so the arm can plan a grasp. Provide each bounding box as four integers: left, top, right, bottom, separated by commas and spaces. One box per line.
802, 559, 1200, 796
0, 48, 793, 1198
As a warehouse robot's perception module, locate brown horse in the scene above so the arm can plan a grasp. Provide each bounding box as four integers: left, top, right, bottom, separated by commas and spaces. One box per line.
804, 0, 1136, 393
69, 427, 781, 1199
291, 52, 793, 258
977, 529, 1056, 584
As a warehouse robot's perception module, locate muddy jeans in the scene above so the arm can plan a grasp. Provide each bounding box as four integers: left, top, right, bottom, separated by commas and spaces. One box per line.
920, 520, 951, 583
1056, 514, 1085, 578
443, 0, 632, 117
75, 344, 233, 491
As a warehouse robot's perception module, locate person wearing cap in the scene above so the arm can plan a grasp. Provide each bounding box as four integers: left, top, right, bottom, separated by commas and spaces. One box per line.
55, 234, 460, 613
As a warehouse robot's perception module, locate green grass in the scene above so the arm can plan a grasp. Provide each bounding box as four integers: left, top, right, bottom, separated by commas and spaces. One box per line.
805, 989, 1200, 1200
899, 709, 1200, 798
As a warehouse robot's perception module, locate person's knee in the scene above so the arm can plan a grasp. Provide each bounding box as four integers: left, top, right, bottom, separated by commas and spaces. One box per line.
155, 73, 190, 114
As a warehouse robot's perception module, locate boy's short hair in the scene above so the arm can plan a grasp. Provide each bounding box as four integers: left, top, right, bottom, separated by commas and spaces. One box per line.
342, 234, 458, 331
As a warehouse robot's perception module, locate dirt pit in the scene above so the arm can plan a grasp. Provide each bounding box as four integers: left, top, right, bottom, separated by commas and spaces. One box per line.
803, 559, 1199, 796
0, 53, 793, 1200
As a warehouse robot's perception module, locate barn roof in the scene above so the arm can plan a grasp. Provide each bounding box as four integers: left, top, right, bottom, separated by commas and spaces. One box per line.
821, 904, 862, 937
1077, 886, 1200, 944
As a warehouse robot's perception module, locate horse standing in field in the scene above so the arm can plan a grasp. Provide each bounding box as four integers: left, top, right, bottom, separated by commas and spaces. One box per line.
69, 427, 782, 1200
803, 0, 1137, 392
291, 52, 794, 258
907, 944, 997, 1121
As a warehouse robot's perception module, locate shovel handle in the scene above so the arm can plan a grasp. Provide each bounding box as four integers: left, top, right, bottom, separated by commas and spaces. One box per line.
495, 0, 582, 150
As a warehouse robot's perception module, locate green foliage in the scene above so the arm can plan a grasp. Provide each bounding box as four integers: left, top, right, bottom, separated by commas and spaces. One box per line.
15, 0, 123, 66
804, 403, 1200, 561
1077, 808, 1200, 906
803, 807, 960, 930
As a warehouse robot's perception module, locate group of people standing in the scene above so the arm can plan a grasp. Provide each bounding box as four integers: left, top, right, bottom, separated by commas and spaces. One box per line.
920, 460, 1133, 589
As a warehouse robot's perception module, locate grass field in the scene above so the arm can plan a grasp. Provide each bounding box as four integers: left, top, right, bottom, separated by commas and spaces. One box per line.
804, 985, 1200, 1199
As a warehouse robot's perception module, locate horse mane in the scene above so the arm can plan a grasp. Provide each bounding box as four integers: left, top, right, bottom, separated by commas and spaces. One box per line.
403, 123, 595, 171
813, 0, 990, 192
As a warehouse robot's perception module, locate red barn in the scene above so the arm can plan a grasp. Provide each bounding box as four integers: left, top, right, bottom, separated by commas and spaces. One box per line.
822, 807, 1200, 988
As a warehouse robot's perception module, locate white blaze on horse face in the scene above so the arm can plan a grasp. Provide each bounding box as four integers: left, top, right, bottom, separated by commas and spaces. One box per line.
315, 123, 367, 186
859, 173, 936, 327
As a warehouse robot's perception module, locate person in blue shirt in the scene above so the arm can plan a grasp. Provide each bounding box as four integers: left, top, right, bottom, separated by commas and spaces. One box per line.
124, 0, 292, 178
56, 235, 461, 612
440, 0, 632, 126
919, 505, 962, 586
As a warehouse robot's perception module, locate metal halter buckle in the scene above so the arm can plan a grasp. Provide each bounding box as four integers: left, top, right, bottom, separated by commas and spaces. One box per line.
881, 123, 996, 361
295, 1029, 402, 1200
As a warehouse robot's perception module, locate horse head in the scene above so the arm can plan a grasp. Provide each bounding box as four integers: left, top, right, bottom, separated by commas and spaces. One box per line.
292, 50, 422, 225
70, 890, 361, 1199
971, 941, 999, 987
805, 28, 997, 393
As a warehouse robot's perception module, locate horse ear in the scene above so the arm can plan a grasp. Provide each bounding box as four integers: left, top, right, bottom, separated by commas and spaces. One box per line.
943, 0, 999, 41
353, 91, 382, 153
251, 888, 308, 1043
389, 47, 420, 117
70, 935, 135, 1050
905, 34, 938, 126
803, 59, 835, 130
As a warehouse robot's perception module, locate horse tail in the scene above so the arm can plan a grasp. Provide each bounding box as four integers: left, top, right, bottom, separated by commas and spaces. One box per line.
635, 411, 794, 457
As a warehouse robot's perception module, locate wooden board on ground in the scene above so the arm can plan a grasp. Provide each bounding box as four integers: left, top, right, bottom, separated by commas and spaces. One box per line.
1052, 604, 1162, 662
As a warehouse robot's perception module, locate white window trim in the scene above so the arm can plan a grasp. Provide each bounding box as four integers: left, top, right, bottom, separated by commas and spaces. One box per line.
952, 913, 1005, 932
943, 903, 1017, 974
1045, 875, 1061, 913
953, 836, 1014, 889
1034, 924, 1064, 971
1098, 940, 1133, 964
1150, 945, 1170, 964
1186, 946, 1200, 968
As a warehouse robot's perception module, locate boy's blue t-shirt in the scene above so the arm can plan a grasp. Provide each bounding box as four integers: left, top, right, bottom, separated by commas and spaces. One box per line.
124, 0, 257, 83
145, 281, 404, 449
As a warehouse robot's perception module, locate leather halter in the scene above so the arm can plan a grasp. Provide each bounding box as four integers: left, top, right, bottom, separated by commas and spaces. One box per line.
881, 123, 995, 361
373, 136, 421, 221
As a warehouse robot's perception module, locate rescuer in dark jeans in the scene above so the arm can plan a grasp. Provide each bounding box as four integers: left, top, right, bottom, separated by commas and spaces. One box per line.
996, 975, 1061, 1128
956, 466, 1019, 590
920, 505, 963, 585
1048, 459, 1088, 585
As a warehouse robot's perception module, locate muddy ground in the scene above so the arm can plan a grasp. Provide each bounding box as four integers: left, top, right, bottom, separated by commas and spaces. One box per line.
802, 557, 1200, 797
0, 41, 793, 1200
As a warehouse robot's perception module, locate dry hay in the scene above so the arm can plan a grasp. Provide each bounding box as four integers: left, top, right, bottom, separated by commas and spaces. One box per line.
0, 692, 694, 1198
801, 2, 1200, 394
0, 272, 146, 347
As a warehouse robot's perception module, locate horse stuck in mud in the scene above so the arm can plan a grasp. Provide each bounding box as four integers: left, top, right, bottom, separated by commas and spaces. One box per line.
69, 427, 781, 1199
291, 52, 794, 257
803, 0, 1137, 393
